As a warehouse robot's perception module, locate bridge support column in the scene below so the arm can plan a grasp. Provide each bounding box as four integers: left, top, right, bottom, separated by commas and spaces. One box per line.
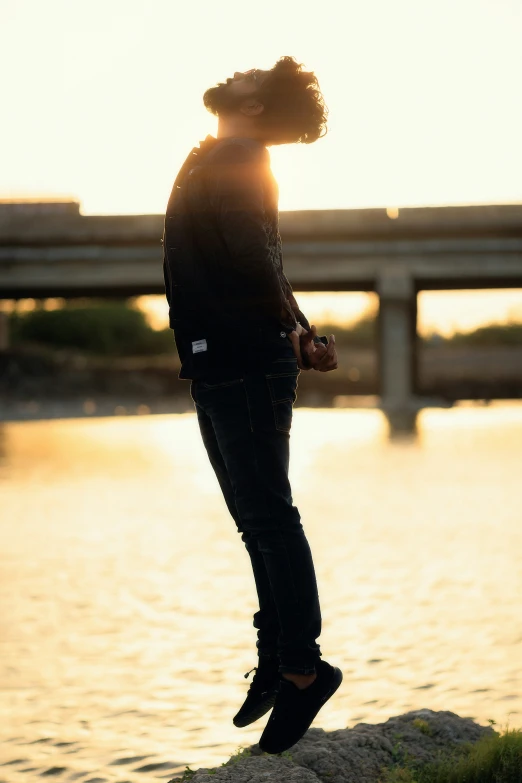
377, 270, 418, 435
0, 311, 9, 352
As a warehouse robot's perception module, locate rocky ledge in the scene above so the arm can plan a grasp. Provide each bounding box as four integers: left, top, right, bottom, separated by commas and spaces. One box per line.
171, 709, 496, 783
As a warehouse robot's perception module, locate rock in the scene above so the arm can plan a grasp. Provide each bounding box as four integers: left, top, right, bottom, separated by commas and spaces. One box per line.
190, 756, 321, 782
173, 709, 496, 783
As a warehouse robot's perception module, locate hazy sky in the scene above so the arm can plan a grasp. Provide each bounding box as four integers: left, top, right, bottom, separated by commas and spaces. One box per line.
1, 0, 521, 214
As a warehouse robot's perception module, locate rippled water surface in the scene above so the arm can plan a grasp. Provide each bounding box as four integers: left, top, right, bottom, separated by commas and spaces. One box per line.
1, 405, 521, 782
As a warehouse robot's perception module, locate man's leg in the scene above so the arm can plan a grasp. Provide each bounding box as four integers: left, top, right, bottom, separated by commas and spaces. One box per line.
191, 363, 322, 676
191, 380, 280, 658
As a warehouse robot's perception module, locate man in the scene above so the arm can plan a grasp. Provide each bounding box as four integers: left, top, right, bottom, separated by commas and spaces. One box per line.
163, 56, 342, 754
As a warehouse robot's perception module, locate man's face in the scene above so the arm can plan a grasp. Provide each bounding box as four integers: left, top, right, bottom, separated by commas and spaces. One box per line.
203, 69, 269, 116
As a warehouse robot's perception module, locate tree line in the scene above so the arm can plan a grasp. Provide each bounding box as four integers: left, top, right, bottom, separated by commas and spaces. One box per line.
8, 301, 522, 356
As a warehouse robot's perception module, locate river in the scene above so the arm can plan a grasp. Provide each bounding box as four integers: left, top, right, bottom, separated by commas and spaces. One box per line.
1, 404, 521, 782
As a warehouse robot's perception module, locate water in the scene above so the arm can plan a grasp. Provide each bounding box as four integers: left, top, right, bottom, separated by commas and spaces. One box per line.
1, 405, 521, 782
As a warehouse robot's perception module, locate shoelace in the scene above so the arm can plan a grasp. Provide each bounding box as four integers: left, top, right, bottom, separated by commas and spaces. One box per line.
244, 667, 262, 694
244, 665, 280, 695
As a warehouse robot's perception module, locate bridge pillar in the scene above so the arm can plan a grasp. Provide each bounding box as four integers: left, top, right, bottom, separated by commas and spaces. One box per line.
0, 311, 9, 352
377, 269, 418, 435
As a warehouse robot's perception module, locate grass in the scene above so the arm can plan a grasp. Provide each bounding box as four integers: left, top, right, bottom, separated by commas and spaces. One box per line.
221, 746, 252, 766
172, 747, 253, 781
381, 725, 522, 783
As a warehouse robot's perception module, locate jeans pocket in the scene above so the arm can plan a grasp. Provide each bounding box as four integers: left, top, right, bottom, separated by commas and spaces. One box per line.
266, 370, 299, 433
269, 356, 299, 370
199, 377, 244, 390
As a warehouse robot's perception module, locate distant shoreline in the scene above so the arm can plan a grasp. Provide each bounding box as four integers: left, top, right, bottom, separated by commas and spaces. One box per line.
0, 391, 383, 423
1, 343, 521, 423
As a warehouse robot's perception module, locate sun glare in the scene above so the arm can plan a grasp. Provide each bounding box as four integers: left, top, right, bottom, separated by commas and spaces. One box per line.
1, 1, 521, 334
1, 1, 521, 214
134, 290, 522, 337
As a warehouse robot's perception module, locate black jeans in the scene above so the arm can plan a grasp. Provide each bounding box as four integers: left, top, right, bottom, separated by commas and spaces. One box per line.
190, 342, 322, 674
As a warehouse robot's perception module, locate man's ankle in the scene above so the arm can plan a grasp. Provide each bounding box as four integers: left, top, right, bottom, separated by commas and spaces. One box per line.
281, 672, 317, 690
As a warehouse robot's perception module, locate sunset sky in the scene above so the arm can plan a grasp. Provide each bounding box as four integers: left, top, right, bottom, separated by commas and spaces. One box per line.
2, 0, 521, 214
1, 0, 521, 332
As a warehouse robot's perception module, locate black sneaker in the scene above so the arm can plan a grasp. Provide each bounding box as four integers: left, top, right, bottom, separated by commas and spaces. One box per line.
258, 659, 343, 754
233, 657, 280, 728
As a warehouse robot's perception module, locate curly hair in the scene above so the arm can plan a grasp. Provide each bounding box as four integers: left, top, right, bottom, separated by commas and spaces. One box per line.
256, 56, 328, 145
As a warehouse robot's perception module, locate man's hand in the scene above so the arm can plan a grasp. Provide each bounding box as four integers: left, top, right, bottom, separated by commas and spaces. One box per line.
289, 323, 311, 369
289, 324, 338, 372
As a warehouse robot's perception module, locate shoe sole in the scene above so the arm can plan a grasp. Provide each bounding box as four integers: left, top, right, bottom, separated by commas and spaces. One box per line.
233, 690, 278, 728
259, 667, 343, 753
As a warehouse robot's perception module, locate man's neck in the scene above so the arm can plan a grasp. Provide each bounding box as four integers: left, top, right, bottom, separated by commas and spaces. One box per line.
217, 115, 265, 143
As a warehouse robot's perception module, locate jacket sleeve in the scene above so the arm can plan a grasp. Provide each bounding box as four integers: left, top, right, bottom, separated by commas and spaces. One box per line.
281, 271, 327, 344
205, 143, 297, 326
281, 271, 311, 330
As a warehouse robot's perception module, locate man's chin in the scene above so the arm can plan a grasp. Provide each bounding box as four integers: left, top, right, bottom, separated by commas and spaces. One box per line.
203, 84, 239, 115
203, 85, 222, 114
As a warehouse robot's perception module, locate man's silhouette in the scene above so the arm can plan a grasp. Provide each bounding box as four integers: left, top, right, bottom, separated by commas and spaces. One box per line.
163, 56, 342, 754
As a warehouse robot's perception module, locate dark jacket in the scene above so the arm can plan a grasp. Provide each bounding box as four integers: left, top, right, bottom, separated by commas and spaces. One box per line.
163, 135, 311, 379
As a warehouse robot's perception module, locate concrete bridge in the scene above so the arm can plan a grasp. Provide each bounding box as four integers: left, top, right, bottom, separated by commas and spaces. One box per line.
1, 201, 521, 431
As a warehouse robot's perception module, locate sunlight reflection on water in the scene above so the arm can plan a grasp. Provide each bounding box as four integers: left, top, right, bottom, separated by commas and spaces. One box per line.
0, 405, 521, 781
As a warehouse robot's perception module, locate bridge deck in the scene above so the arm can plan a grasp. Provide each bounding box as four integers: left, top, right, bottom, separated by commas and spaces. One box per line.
1, 203, 522, 298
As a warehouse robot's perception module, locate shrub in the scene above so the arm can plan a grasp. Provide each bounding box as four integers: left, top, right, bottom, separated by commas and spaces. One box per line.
448, 323, 522, 347
383, 726, 522, 783
10, 302, 175, 356
321, 312, 377, 348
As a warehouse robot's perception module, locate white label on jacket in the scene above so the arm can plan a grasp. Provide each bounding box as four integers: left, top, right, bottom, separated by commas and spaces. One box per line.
192, 339, 208, 354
